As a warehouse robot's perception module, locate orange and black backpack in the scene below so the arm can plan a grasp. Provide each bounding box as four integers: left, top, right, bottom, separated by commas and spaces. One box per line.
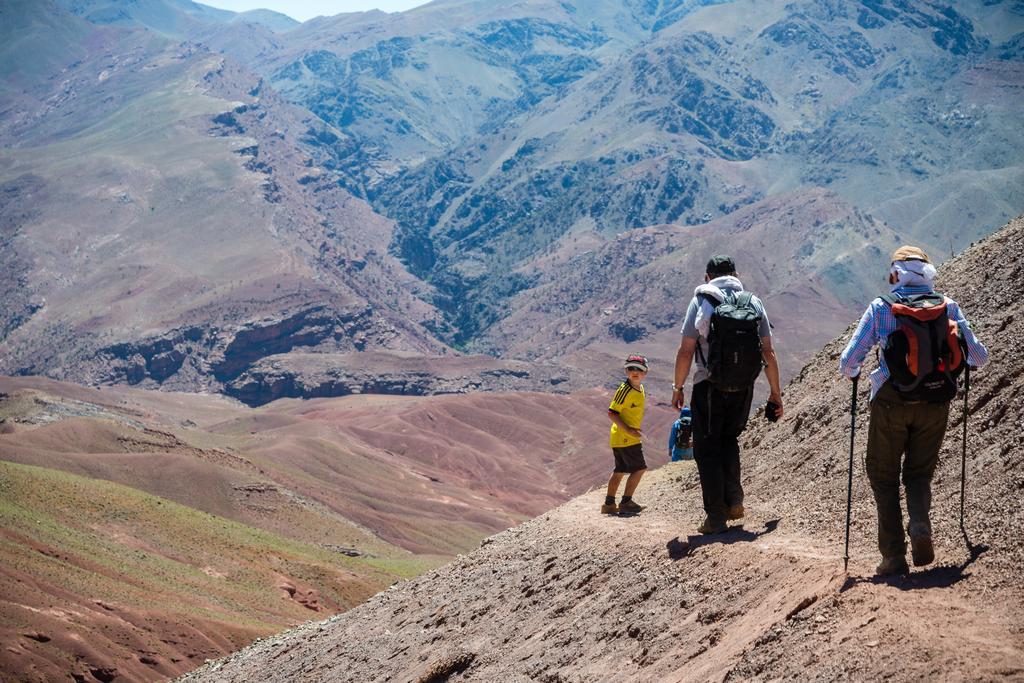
880, 292, 966, 403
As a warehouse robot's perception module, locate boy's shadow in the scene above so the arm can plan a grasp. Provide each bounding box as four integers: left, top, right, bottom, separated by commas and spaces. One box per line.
840, 527, 989, 592
666, 519, 780, 560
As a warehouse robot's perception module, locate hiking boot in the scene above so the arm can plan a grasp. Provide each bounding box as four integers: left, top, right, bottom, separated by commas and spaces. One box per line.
908, 523, 935, 567
726, 504, 745, 521
697, 517, 728, 535
600, 503, 618, 515
619, 499, 644, 513
875, 555, 910, 577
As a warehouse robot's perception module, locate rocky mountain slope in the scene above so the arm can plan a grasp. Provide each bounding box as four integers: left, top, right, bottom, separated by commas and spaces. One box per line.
3, 0, 1023, 399
0, 375, 675, 681
373, 0, 1024, 344
0, 2, 453, 392
55, 0, 298, 36
181, 217, 1024, 682
209, 0, 734, 184
483, 188, 904, 385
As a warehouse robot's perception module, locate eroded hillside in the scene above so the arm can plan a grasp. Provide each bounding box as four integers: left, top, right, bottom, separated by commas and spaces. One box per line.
0, 3, 449, 392
0, 376, 675, 681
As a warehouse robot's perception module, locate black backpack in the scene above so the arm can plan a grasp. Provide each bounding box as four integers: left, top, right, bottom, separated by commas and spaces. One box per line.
673, 413, 692, 450
880, 292, 966, 403
697, 291, 764, 392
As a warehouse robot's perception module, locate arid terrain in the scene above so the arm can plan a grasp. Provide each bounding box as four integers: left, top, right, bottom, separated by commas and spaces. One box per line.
181, 216, 1024, 682
2, 1, 1023, 681
0, 376, 675, 681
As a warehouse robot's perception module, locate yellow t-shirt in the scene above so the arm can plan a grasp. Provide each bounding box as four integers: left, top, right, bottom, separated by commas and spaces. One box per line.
609, 381, 645, 448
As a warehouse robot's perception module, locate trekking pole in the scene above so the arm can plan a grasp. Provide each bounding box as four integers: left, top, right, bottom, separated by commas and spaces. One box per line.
960, 365, 971, 530
844, 375, 859, 573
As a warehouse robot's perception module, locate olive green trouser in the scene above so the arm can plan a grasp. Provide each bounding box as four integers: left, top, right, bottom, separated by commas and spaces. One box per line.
866, 383, 950, 559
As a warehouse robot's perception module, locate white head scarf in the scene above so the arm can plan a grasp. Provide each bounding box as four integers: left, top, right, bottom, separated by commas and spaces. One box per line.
890, 259, 937, 291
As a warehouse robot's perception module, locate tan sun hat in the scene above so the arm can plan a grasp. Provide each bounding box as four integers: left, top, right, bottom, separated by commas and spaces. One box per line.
891, 245, 931, 263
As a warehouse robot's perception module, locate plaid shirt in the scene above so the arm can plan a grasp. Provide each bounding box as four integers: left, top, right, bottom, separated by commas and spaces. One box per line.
839, 285, 989, 399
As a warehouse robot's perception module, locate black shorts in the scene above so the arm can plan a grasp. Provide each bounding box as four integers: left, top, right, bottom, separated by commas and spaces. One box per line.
612, 443, 647, 473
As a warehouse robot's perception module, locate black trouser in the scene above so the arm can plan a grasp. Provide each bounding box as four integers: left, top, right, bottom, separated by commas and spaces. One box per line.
691, 380, 753, 523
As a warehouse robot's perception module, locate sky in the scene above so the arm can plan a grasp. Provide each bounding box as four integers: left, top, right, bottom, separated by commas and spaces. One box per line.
202, 1, 430, 22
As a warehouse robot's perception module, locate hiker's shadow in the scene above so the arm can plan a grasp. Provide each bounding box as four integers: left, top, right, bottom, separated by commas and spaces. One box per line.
841, 527, 989, 592
666, 519, 780, 560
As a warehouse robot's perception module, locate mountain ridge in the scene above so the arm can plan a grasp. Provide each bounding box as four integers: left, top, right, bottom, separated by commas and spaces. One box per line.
366, 0, 1024, 345
2, 0, 1022, 398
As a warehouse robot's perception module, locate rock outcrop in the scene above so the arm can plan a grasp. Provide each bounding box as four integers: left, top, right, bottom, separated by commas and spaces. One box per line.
223, 351, 572, 407
64, 304, 412, 391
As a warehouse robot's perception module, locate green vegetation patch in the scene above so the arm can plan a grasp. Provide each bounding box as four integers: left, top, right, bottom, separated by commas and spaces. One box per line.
0, 461, 404, 628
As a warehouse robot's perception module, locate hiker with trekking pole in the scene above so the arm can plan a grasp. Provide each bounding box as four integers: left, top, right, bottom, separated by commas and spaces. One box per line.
839, 246, 988, 576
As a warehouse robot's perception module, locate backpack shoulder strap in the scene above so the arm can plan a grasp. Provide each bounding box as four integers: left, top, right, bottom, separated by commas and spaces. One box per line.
696, 339, 707, 367
694, 288, 724, 367
734, 291, 754, 307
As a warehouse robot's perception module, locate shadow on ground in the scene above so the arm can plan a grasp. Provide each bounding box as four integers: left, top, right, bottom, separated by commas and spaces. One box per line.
666, 519, 781, 560
840, 527, 989, 592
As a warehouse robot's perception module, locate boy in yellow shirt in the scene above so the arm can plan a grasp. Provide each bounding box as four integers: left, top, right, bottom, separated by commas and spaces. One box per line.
601, 355, 648, 514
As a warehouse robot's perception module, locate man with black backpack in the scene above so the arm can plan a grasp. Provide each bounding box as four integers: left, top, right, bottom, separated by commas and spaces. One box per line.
840, 246, 988, 576
671, 255, 783, 535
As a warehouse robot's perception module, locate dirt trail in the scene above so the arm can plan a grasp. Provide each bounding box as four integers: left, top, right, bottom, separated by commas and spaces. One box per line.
180, 463, 1024, 683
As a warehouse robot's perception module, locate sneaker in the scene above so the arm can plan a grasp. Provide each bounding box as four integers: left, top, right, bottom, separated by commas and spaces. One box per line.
619, 499, 644, 513
908, 523, 934, 567
697, 517, 728, 535
726, 504, 745, 521
875, 555, 910, 576
600, 503, 618, 514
